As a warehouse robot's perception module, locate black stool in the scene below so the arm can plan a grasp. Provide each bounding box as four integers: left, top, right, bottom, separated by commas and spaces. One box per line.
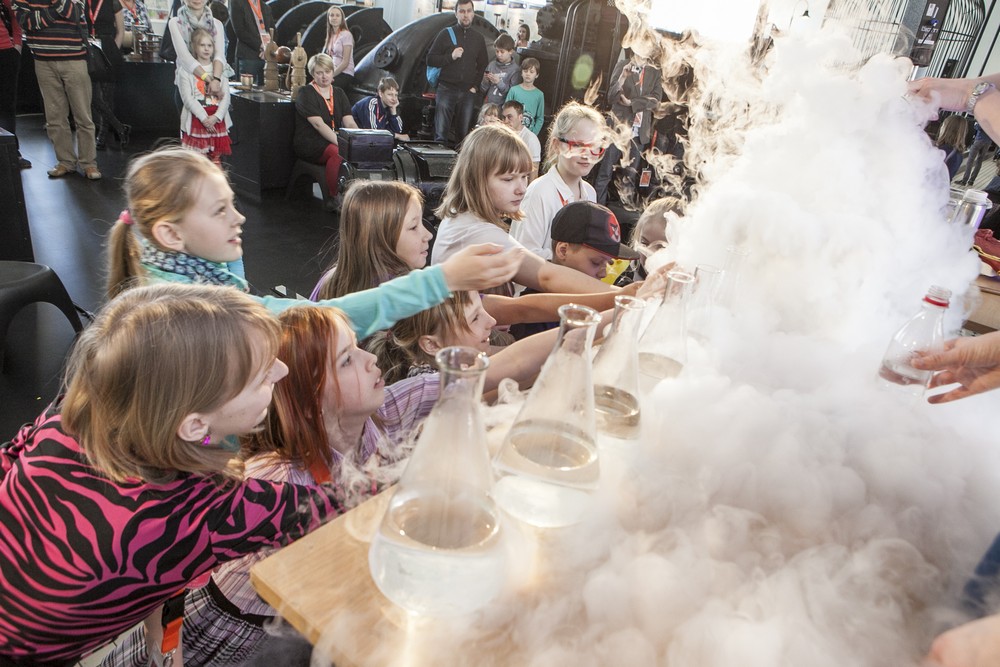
0, 262, 85, 373
285, 159, 337, 209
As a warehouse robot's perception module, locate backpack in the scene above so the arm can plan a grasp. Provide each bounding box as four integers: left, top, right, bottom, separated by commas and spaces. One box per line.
426, 27, 456, 88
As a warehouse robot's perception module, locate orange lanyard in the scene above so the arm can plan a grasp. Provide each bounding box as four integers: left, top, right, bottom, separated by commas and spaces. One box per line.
87, 0, 104, 36
312, 83, 335, 126
247, 0, 266, 34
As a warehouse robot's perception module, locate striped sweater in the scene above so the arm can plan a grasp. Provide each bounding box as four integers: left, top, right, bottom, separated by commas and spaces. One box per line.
0, 409, 347, 664
13, 0, 85, 59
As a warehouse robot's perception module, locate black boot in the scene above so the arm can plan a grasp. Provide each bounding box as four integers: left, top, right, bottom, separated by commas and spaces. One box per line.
114, 123, 131, 150
96, 123, 107, 151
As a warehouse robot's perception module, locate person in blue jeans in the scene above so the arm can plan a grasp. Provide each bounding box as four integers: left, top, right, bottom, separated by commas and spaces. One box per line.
961, 122, 994, 186
425, 0, 487, 147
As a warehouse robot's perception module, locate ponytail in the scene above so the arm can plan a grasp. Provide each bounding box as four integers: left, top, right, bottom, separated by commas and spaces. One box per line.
106, 211, 145, 300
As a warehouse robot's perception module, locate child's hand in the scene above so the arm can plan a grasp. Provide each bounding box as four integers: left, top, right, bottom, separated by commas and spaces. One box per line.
204, 114, 219, 127
635, 263, 675, 302
441, 244, 523, 292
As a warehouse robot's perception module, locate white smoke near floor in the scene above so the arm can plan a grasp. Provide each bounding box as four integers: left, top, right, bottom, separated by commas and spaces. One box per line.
307, 5, 1000, 666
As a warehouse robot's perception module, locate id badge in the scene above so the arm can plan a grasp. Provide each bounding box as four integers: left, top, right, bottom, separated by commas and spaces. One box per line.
89, 37, 103, 48
639, 168, 652, 188
260, 31, 270, 45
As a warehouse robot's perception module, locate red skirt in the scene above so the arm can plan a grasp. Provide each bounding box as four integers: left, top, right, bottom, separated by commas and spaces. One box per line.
182, 104, 232, 156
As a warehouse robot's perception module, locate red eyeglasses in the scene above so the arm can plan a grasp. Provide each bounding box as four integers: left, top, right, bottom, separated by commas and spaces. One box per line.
558, 137, 607, 158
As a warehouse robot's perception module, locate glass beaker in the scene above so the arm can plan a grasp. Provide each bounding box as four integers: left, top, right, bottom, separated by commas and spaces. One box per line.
369, 347, 505, 616
716, 245, 750, 311
592, 295, 646, 445
637, 269, 695, 381
493, 304, 602, 528
687, 263, 723, 342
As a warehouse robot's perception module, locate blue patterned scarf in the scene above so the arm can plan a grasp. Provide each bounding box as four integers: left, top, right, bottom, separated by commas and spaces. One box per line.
140, 243, 248, 292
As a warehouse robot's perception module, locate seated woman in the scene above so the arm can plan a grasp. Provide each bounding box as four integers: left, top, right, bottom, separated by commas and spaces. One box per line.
293, 53, 358, 211
102, 303, 560, 665
0, 284, 348, 665
936, 114, 968, 182
351, 76, 409, 141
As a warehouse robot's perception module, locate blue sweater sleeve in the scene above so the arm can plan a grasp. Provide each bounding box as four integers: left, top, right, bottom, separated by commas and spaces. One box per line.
255, 265, 452, 337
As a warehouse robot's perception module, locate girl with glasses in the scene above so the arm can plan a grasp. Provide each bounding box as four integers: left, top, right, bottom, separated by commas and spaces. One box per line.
509, 101, 607, 260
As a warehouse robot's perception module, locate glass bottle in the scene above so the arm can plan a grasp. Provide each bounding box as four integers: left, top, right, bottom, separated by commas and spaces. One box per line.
369, 347, 505, 616
877, 286, 952, 395
637, 269, 695, 381
592, 295, 646, 445
492, 304, 602, 528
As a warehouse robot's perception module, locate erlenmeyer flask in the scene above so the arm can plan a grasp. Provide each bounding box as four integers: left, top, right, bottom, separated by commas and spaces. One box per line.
592, 295, 646, 445
687, 263, 723, 342
716, 245, 750, 311
637, 269, 695, 381
493, 304, 602, 528
369, 347, 505, 616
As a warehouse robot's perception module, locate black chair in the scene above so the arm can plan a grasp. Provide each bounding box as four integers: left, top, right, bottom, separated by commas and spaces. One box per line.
0, 262, 85, 373
285, 159, 337, 211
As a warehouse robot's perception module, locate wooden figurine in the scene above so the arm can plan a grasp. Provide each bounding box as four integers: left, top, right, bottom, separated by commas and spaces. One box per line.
263, 28, 279, 92
290, 32, 308, 100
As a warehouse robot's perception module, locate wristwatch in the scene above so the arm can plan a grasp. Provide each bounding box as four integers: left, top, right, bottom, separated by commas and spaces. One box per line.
966, 81, 996, 114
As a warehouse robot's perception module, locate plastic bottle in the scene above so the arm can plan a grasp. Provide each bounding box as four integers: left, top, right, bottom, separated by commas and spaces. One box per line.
369, 347, 505, 616
877, 286, 952, 394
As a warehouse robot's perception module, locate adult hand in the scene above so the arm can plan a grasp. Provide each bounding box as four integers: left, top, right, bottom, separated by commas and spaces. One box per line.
440, 244, 524, 292
925, 614, 1000, 666
209, 78, 222, 96
452, 46, 464, 60
911, 330, 1000, 403
908, 76, 977, 113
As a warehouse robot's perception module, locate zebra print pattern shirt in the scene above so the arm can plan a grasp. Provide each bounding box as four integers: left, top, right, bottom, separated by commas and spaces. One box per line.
0, 409, 345, 664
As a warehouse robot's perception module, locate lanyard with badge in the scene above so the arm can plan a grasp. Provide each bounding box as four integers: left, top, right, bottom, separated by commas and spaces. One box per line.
248, 0, 269, 47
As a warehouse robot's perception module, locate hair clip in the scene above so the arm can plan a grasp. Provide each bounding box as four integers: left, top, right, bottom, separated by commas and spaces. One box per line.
201, 433, 212, 447
120, 209, 135, 226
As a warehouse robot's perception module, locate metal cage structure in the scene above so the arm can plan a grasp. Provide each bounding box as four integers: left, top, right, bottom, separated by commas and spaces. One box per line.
822, 0, 985, 77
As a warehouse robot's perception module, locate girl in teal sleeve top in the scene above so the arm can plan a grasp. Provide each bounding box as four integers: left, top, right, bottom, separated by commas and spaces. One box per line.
106, 147, 522, 337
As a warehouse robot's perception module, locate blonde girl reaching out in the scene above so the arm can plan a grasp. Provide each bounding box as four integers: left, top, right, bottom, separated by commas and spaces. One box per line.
430, 123, 614, 296
178, 28, 232, 163
312, 179, 636, 328
106, 147, 523, 340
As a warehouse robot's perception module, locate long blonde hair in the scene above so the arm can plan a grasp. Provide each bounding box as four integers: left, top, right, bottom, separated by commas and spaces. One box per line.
61, 283, 281, 484
106, 148, 220, 299
936, 115, 968, 152
366, 291, 473, 386
317, 181, 423, 300
543, 100, 605, 170
434, 124, 532, 229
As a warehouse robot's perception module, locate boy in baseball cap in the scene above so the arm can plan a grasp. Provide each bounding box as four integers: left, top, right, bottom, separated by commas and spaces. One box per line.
549, 201, 640, 280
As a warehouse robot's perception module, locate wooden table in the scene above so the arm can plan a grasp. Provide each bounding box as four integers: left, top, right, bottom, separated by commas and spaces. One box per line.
251, 487, 567, 666
965, 274, 1000, 333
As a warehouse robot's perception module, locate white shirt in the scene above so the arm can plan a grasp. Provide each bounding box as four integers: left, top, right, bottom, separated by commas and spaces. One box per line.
509, 166, 596, 260
519, 126, 541, 164
430, 210, 524, 265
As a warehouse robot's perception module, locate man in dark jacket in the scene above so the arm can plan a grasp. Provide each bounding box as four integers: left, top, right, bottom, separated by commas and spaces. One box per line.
425, 0, 487, 147
229, 0, 272, 85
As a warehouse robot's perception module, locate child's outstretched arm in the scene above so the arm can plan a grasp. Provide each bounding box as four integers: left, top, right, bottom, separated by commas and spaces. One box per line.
483, 283, 639, 325
259, 244, 522, 338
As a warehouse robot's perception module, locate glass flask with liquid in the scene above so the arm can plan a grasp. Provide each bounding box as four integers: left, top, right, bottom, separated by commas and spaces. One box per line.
877, 286, 951, 395
493, 304, 602, 528
592, 295, 646, 446
369, 347, 506, 616
637, 269, 695, 381
687, 263, 723, 342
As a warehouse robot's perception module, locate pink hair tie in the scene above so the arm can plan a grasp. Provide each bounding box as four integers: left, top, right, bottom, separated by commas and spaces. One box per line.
120, 209, 135, 226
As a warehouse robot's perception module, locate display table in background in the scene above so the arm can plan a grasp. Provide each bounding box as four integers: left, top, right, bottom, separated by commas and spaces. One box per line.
228, 90, 296, 203
967, 274, 1000, 333
116, 56, 180, 137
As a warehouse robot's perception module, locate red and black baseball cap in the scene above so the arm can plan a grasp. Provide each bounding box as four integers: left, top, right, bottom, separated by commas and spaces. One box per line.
550, 201, 641, 260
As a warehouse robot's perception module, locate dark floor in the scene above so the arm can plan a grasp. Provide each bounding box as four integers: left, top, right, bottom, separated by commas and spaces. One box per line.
1, 115, 342, 438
